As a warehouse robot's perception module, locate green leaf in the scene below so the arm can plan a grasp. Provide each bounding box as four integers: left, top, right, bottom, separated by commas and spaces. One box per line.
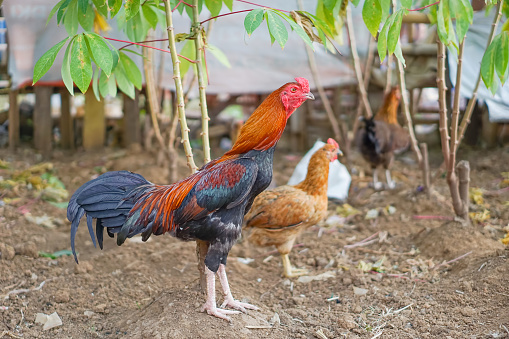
109, 0, 122, 17
244, 8, 264, 35
205, 0, 222, 17
266, 10, 288, 49
351, 0, 360, 6
495, 33, 509, 84
362, 0, 382, 37
92, 0, 108, 17
78, 3, 95, 31
57, 0, 72, 24
377, 15, 391, 62
85, 33, 114, 76
394, 41, 406, 68
70, 34, 93, 93
323, 0, 337, 11
92, 68, 101, 101
274, 11, 314, 50
114, 63, 135, 99
125, 0, 141, 21
223, 0, 233, 11
451, 0, 473, 42
481, 39, 497, 94
99, 71, 117, 97
119, 52, 142, 90
64, 0, 79, 36
387, 10, 403, 55
78, 0, 88, 14
142, 4, 158, 29
400, 0, 412, 9
33, 37, 69, 85
207, 44, 231, 68
179, 40, 196, 77
47, 0, 66, 26
62, 38, 75, 95
48, 201, 69, 209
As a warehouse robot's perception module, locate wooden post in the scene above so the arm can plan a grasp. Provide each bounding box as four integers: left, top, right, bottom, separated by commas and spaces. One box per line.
83, 89, 105, 150
123, 90, 140, 148
33, 86, 53, 157
59, 89, 74, 149
8, 89, 19, 151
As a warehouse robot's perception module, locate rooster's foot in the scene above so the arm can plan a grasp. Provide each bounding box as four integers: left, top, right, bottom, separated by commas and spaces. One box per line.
370, 181, 383, 190
221, 297, 259, 313
202, 303, 240, 322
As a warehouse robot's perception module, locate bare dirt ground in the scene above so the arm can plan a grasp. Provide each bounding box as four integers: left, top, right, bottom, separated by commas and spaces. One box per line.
1, 144, 508, 339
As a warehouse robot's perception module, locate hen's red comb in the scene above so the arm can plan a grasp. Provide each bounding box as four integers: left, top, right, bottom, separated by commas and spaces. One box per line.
327, 138, 339, 149
295, 77, 310, 93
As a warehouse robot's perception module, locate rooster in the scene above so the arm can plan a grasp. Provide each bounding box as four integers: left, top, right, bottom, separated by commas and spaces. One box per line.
355, 86, 409, 189
244, 139, 341, 277
67, 78, 314, 321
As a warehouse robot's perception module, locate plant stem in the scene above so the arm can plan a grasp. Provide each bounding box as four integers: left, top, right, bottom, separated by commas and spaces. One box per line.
192, 1, 211, 164
396, 58, 423, 165
163, 0, 198, 173
420, 142, 431, 198
346, 5, 373, 119
298, 0, 343, 148
448, 40, 464, 181
437, 39, 464, 219
385, 54, 393, 94
456, 0, 504, 151
143, 30, 166, 150
408, 1, 439, 12
200, 9, 253, 24
436, 40, 450, 170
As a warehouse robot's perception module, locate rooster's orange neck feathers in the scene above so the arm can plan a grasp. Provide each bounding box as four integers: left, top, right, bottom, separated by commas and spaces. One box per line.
224, 85, 289, 157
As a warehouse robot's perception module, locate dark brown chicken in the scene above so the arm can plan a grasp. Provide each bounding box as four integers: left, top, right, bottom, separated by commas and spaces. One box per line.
355, 86, 409, 189
244, 139, 341, 277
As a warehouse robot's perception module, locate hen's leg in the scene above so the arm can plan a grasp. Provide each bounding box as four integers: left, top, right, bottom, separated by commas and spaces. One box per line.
218, 264, 259, 312
282, 253, 309, 278
385, 169, 396, 189
201, 267, 240, 321
372, 168, 383, 190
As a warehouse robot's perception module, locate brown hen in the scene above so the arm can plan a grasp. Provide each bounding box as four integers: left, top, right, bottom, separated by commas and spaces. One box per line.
244, 139, 341, 277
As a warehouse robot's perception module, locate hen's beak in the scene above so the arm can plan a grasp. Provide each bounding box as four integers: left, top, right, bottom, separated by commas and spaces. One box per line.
337, 149, 343, 157
304, 92, 315, 100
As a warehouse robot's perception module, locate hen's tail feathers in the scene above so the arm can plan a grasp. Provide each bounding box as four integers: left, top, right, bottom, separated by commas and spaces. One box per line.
67, 171, 152, 263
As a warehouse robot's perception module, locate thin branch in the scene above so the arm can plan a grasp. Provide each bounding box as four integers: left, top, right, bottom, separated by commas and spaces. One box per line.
172, 0, 194, 12
200, 9, 253, 24
346, 5, 373, 118
456, 0, 504, 151
143, 30, 166, 150
436, 40, 450, 170
119, 38, 169, 50
298, 0, 344, 147
448, 40, 464, 180
104, 37, 173, 54
396, 58, 423, 165
235, 0, 290, 13
192, 1, 211, 164
408, 1, 439, 12
163, 0, 198, 173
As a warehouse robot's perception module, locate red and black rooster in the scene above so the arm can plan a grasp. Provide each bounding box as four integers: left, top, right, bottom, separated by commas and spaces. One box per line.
67, 78, 314, 321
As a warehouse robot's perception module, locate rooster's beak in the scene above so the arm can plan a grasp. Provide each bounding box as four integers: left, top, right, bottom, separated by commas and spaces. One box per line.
304, 92, 315, 100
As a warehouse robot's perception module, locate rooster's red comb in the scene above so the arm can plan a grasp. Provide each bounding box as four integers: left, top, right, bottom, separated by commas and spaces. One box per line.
327, 138, 339, 149
294, 77, 310, 93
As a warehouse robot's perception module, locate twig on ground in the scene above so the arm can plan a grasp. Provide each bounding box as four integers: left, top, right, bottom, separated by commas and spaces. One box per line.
412, 215, 454, 221
478, 262, 487, 272
0, 331, 23, 339
434, 251, 473, 270
344, 232, 380, 249
1, 280, 47, 300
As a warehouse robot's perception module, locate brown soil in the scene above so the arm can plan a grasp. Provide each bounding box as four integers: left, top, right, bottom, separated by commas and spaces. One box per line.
1, 145, 508, 339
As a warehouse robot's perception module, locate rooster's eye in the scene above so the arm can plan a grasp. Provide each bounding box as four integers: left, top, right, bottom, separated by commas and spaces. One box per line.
291, 88, 297, 93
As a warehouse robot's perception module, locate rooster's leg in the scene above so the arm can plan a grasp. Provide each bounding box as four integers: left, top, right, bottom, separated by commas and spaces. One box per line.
372, 168, 383, 190
201, 267, 240, 321
385, 169, 396, 189
218, 264, 259, 312
281, 254, 309, 278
